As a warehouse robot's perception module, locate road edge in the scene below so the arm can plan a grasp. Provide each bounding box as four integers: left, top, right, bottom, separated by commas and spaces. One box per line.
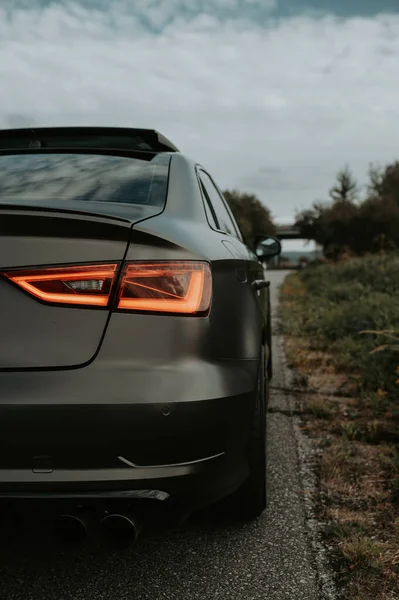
274, 329, 343, 600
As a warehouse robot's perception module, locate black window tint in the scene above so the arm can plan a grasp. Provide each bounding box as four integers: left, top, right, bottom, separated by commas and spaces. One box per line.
0, 152, 170, 208
199, 171, 236, 236
202, 190, 219, 229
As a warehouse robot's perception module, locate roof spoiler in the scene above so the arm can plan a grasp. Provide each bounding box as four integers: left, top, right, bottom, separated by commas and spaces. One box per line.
0, 126, 180, 153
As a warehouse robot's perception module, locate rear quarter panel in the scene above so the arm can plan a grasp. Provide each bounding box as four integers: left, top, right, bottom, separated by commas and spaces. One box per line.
126, 153, 266, 360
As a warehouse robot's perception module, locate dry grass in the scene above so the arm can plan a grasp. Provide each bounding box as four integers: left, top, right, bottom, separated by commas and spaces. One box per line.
280, 272, 399, 600
294, 363, 399, 598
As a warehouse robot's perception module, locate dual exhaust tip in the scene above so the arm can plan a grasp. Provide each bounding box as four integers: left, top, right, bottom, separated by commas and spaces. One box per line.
53, 511, 141, 550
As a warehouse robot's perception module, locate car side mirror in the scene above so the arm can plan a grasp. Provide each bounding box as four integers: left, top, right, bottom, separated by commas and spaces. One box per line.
255, 236, 282, 260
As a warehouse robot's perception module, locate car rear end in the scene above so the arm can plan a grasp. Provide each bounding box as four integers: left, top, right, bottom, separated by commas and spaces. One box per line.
0, 130, 258, 520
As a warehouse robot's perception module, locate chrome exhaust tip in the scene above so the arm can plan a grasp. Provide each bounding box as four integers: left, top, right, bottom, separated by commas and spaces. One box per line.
99, 513, 141, 550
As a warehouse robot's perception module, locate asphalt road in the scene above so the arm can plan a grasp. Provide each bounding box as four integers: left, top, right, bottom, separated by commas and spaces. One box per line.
0, 270, 322, 600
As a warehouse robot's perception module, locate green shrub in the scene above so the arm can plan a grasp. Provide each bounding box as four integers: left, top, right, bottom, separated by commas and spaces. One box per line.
281, 255, 399, 395
318, 293, 399, 342
299, 252, 399, 297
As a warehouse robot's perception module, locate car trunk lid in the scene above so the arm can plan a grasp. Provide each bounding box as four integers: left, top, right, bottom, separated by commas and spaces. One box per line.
0, 207, 142, 369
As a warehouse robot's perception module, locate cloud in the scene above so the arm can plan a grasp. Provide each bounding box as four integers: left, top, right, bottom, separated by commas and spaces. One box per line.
4, 0, 277, 30
239, 166, 312, 192
1, 2, 399, 223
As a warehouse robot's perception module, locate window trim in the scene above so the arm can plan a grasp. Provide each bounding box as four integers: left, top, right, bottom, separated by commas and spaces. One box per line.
196, 167, 243, 241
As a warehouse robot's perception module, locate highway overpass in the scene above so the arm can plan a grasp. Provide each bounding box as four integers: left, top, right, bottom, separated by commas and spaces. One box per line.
271, 223, 322, 265
275, 223, 302, 240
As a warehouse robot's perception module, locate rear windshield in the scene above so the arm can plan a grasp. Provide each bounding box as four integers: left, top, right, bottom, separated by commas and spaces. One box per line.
0, 152, 171, 208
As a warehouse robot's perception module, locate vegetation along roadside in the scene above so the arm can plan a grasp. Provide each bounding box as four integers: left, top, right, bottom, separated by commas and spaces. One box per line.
280, 253, 399, 600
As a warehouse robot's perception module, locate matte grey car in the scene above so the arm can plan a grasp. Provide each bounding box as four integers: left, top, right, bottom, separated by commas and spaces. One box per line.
0, 127, 281, 546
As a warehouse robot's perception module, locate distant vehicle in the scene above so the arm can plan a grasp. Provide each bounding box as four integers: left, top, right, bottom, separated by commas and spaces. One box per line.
0, 127, 281, 547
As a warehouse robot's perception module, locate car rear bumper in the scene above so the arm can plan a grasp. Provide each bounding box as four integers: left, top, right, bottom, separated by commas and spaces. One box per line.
0, 358, 258, 509
0, 452, 247, 514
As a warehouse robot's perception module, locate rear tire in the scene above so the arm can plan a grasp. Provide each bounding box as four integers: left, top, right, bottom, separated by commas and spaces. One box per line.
223, 349, 268, 521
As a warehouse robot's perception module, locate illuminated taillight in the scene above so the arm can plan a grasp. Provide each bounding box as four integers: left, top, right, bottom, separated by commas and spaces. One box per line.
2, 264, 117, 307
2, 261, 212, 315
118, 261, 212, 315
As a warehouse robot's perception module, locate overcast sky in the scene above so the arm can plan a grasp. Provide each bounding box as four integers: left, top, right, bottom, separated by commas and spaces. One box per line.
1, 0, 399, 228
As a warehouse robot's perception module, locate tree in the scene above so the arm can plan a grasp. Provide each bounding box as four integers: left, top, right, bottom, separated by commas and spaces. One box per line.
223, 189, 276, 249
375, 161, 399, 206
296, 199, 358, 260
354, 195, 399, 254
329, 164, 358, 203
353, 160, 399, 253
295, 202, 328, 247
367, 162, 384, 198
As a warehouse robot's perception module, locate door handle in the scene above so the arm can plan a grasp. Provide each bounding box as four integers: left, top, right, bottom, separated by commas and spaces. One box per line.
252, 279, 270, 291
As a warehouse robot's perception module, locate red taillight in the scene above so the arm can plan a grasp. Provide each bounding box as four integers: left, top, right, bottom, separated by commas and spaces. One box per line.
2, 261, 212, 315
118, 262, 212, 314
2, 264, 117, 307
